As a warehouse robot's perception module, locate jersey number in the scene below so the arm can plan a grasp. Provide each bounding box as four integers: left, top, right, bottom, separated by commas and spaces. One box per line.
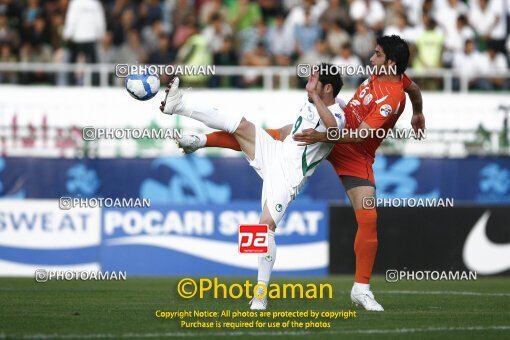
292, 116, 303, 135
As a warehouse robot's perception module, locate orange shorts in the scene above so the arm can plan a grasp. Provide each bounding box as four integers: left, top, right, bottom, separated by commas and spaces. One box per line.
326, 144, 375, 184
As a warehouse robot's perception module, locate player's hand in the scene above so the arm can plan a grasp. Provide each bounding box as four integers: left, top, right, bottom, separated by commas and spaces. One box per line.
305, 69, 319, 97
411, 112, 426, 140
293, 128, 326, 146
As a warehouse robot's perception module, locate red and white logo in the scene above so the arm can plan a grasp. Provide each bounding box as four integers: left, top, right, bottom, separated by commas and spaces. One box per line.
239, 224, 268, 253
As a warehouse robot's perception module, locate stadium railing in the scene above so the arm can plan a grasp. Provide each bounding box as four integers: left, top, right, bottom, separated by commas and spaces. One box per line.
0, 63, 509, 92
1, 125, 508, 157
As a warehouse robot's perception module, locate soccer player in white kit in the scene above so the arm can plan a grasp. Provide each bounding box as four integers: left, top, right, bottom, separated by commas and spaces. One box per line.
160, 64, 345, 310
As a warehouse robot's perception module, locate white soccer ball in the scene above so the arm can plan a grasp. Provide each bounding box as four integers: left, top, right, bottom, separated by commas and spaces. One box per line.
125, 73, 160, 101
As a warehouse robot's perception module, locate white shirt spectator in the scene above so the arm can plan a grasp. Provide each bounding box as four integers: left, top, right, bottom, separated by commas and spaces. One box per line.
63, 0, 106, 43
434, 0, 469, 47
469, 0, 506, 40
479, 51, 508, 74
266, 24, 294, 56
402, 0, 424, 26
202, 24, 233, 53
453, 49, 485, 80
349, 0, 385, 29
283, 0, 327, 40
447, 25, 475, 52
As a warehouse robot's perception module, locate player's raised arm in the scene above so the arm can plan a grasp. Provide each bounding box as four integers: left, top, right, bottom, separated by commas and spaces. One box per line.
306, 71, 338, 129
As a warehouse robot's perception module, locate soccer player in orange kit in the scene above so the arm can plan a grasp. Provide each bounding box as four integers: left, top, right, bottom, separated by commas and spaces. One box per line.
177, 36, 425, 311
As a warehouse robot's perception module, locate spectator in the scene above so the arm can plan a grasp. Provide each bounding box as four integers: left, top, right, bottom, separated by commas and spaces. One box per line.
442, 14, 475, 66
384, 0, 406, 28
227, 0, 262, 32
0, 13, 19, 48
258, 0, 283, 22
116, 29, 146, 64
479, 43, 509, 90
434, 0, 468, 46
349, 0, 385, 33
352, 21, 375, 64
199, 0, 227, 26
148, 33, 174, 65
48, 12, 65, 50
452, 39, 486, 90
383, 12, 417, 44
172, 0, 194, 33
326, 18, 349, 55
176, 22, 213, 85
241, 41, 272, 87
413, 16, 444, 70
331, 42, 362, 86
139, 0, 162, 27
172, 15, 197, 50
296, 37, 330, 87
448, 14, 475, 53
211, 35, 240, 87
402, 0, 425, 26
283, 0, 326, 45
266, 11, 294, 65
238, 20, 268, 55
142, 19, 164, 52
97, 31, 116, 64
19, 41, 53, 83
112, 8, 136, 46
319, 0, 351, 32
413, 16, 445, 89
294, 8, 321, 55
25, 14, 49, 47
0, 43, 17, 83
63, 0, 106, 64
23, 0, 42, 28
296, 37, 331, 66
469, 0, 506, 51
201, 12, 233, 54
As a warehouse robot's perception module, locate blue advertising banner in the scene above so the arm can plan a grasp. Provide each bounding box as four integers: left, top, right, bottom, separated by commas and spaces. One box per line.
0, 200, 328, 276
0, 156, 509, 203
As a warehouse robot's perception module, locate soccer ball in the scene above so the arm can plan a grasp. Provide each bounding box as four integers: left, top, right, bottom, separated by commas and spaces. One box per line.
125, 73, 160, 101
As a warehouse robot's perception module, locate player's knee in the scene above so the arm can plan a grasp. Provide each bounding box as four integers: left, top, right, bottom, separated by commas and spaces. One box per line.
355, 208, 377, 231
236, 117, 250, 133
259, 217, 276, 231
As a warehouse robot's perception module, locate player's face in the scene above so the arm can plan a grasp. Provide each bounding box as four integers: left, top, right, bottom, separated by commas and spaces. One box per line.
370, 45, 396, 76
308, 81, 328, 103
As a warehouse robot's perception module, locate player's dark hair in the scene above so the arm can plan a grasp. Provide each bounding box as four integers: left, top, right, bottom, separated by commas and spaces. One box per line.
376, 35, 410, 75
318, 62, 343, 97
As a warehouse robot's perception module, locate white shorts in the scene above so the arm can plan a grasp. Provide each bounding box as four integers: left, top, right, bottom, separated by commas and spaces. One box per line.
248, 127, 301, 226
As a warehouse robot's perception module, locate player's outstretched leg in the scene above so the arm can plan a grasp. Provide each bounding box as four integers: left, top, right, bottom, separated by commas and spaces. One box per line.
176, 129, 282, 155
250, 203, 277, 311
160, 77, 242, 134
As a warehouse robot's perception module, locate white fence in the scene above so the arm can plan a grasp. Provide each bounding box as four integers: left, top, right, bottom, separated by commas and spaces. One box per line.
1, 63, 510, 92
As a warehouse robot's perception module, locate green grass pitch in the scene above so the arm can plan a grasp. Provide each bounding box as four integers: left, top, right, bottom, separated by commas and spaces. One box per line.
0, 276, 508, 339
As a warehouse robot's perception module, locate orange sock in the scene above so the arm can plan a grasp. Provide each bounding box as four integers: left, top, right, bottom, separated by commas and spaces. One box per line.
205, 129, 281, 151
354, 209, 378, 284
205, 131, 241, 151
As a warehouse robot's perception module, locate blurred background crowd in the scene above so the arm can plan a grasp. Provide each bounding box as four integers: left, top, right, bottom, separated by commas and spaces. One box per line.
0, 0, 509, 90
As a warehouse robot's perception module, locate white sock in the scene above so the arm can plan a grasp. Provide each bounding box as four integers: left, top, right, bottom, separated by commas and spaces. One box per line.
257, 230, 276, 287
179, 99, 241, 134
353, 282, 370, 291
195, 134, 207, 148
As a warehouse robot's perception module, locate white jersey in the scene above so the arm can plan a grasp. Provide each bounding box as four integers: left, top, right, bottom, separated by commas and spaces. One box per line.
282, 100, 345, 187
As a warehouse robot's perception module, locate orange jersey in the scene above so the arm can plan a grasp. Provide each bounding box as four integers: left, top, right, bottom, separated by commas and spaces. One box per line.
327, 74, 409, 180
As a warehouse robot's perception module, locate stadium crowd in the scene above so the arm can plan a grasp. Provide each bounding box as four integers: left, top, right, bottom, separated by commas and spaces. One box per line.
0, 0, 508, 89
